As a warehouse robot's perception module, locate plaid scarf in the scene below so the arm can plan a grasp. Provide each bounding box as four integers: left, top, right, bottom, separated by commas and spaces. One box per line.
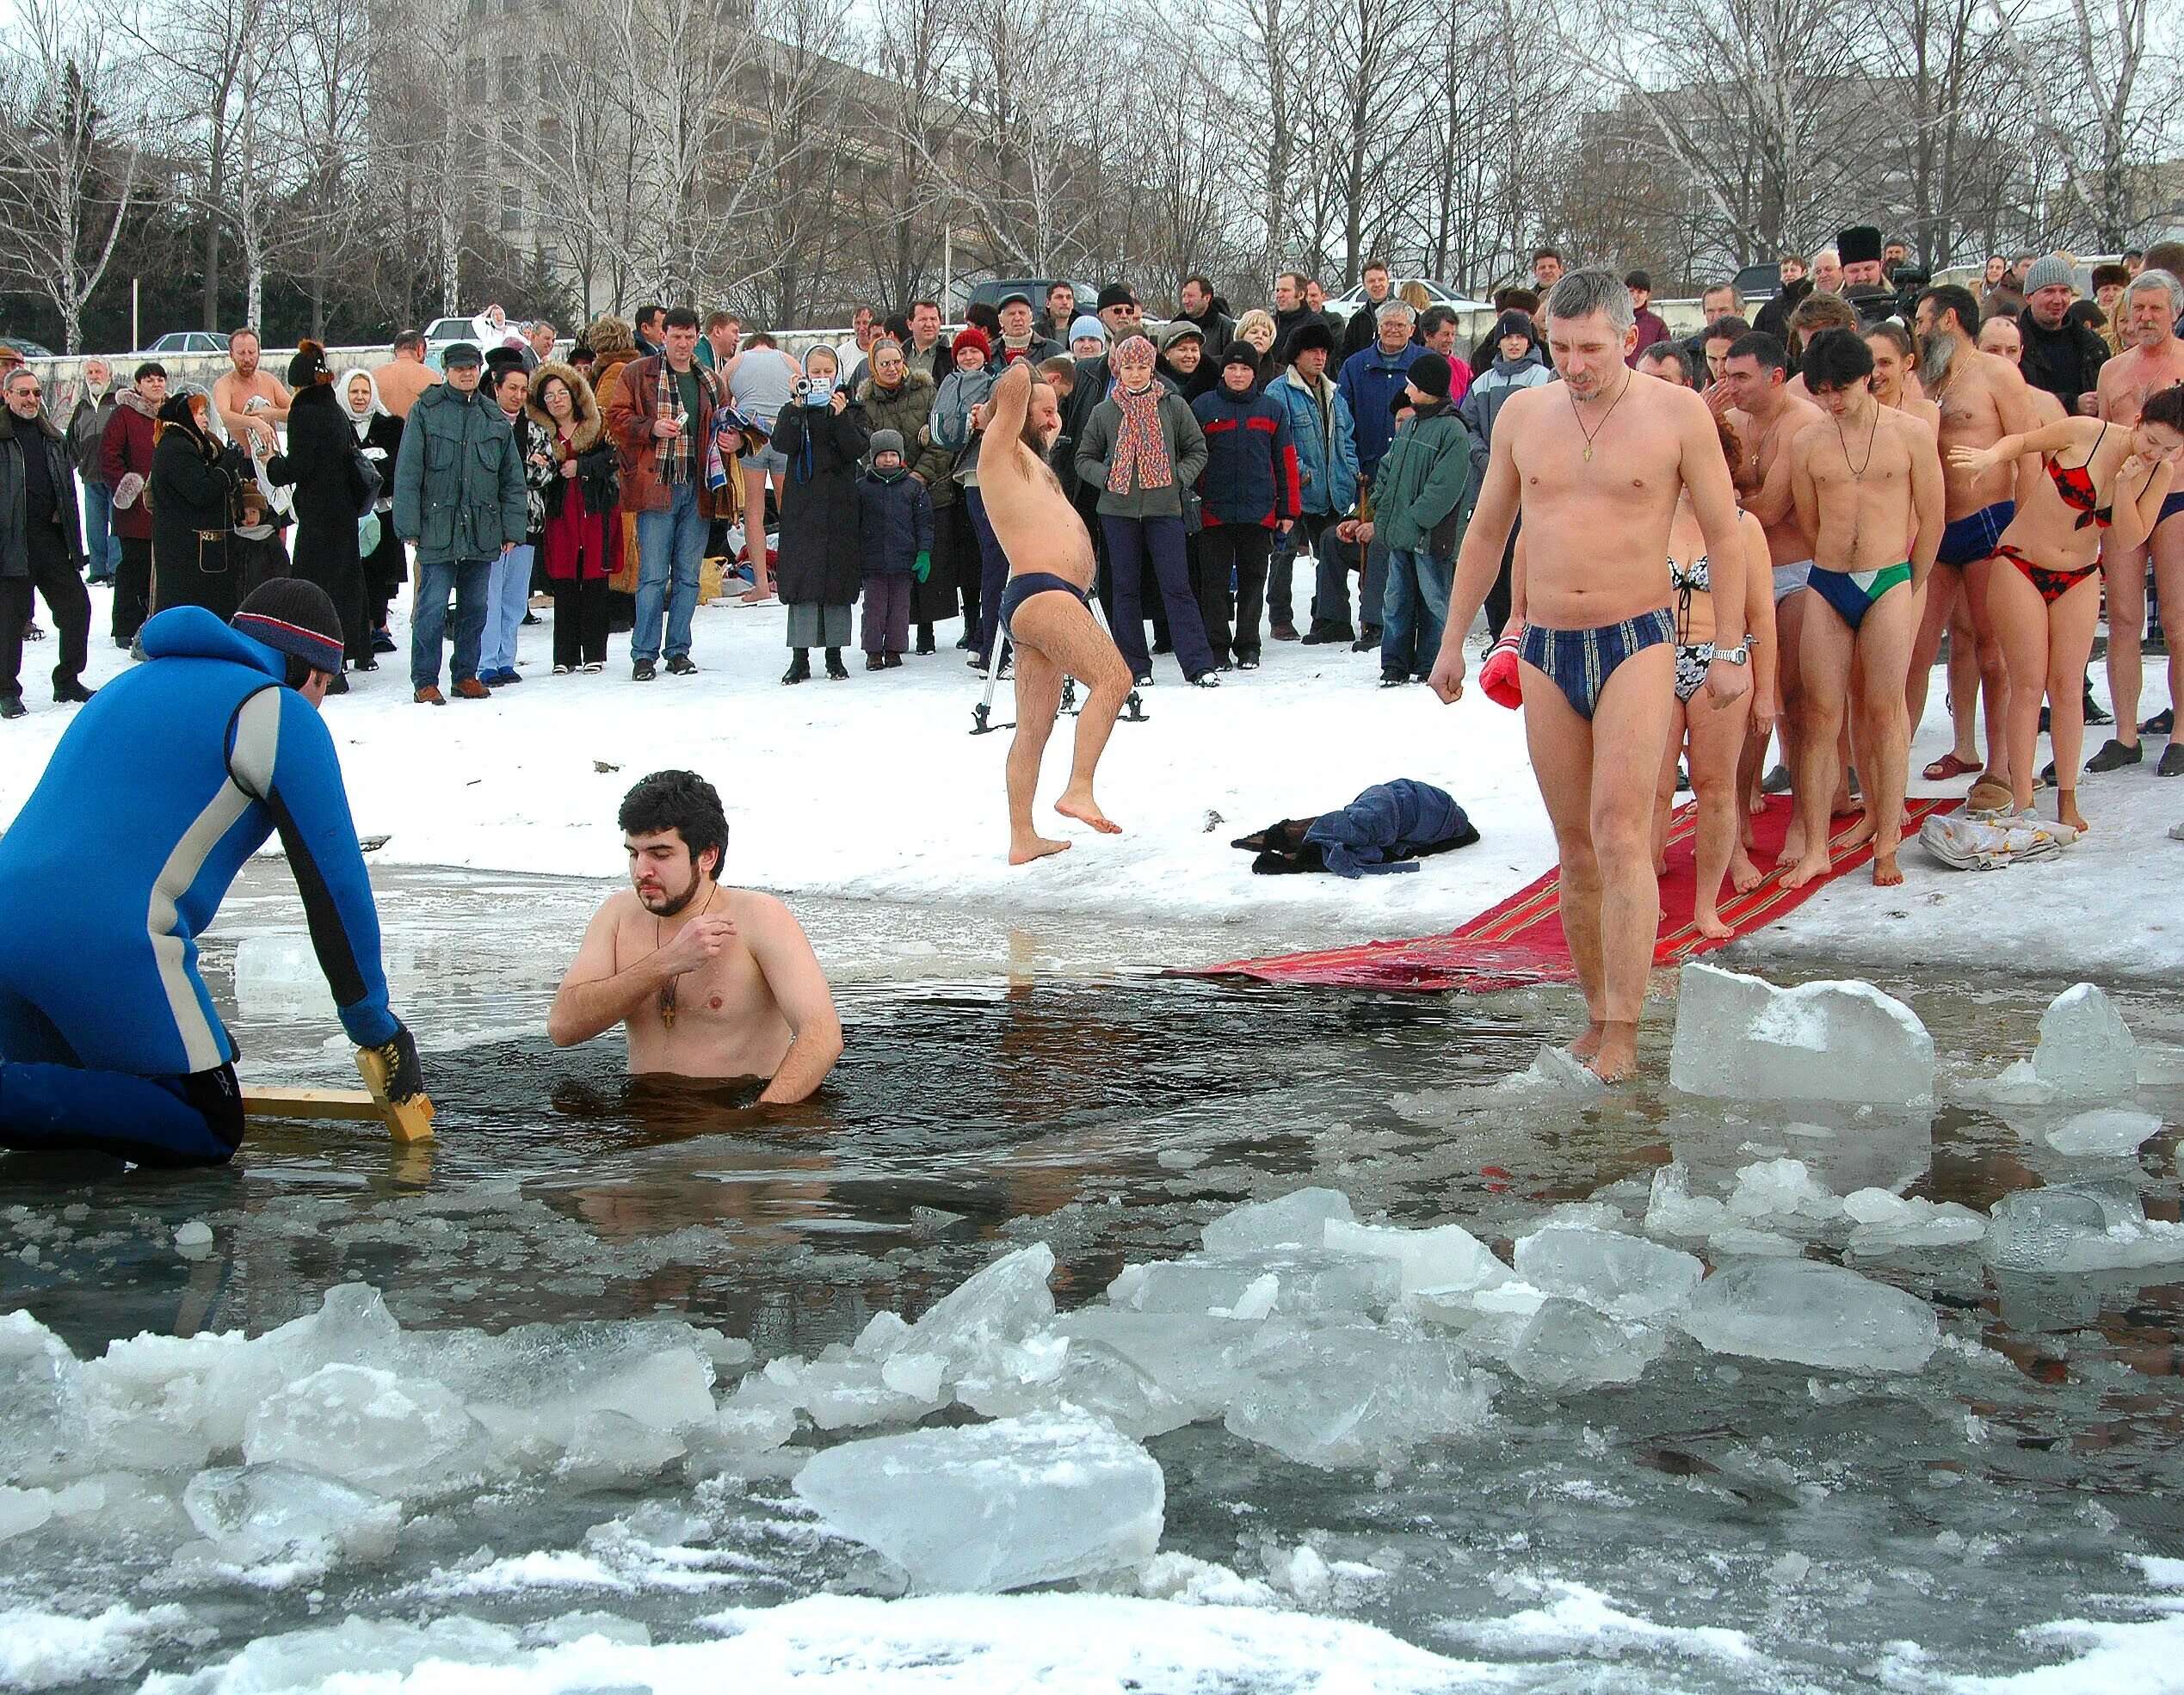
1106, 364, 1172, 496
654, 357, 699, 486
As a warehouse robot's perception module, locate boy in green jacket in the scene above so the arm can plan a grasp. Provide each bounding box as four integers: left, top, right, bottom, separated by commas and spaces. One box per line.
1346, 353, 1473, 685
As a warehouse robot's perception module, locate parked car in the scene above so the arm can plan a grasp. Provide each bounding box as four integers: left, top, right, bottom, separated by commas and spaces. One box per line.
963, 279, 1100, 318
143, 330, 227, 356
1324, 279, 1488, 321
1732, 262, 1782, 303
0, 334, 59, 359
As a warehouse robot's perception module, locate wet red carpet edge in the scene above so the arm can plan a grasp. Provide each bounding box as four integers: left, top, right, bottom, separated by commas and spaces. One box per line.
1185, 794, 1962, 992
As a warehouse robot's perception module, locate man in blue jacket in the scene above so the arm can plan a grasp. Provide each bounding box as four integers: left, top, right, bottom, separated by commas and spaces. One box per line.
0, 579, 422, 1165
1336, 301, 1417, 649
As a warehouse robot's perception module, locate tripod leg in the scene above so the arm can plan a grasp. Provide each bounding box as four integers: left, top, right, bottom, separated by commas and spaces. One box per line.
1085, 596, 1148, 723
971, 625, 1012, 733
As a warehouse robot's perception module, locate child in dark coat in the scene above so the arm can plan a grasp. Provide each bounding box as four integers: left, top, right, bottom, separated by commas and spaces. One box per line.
855, 428, 934, 669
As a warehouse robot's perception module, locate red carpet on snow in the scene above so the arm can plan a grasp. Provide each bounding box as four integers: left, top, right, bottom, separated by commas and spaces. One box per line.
1189, 794, 1961, 992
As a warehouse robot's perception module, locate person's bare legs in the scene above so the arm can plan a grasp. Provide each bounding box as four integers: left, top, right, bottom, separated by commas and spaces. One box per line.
1945, 596, 1983, 766
1786, 599, 1854, 890
1004, 644, 1070, 863
1521, 659, 1607, 1061
1653, 708, 1686, 877
739, 465, 776, 600
1012, 593, 1132, 835
1903, 563, 1955, 757
1991, 561, 2051, 819
2156, 519, 2184, 743
1583, 643, 1678, 1080
1773, 589, 1812, 859
1962, 557, 2010, 788
2102, 536, 2147, 749
2044, 574, 2101, 830
1686, 680, 1753, 935
1850, 585, 1919, 885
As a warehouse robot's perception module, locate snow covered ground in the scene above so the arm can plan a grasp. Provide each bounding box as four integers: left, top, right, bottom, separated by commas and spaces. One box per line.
3, 585, 2175, 980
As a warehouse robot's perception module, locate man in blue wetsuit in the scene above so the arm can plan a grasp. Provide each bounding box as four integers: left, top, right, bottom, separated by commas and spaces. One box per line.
0, 578, 423, 1165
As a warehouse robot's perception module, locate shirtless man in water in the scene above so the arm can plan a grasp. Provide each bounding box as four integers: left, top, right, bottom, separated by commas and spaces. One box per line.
1429, 268, 1749, 1082
1783, 330, 1945, 890
973, 360, 1137, 864
548, 770, 842, 1101
1908, 286, 2039, 805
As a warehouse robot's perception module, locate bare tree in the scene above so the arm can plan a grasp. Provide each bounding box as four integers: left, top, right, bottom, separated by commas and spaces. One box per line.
0, 0, 140, 353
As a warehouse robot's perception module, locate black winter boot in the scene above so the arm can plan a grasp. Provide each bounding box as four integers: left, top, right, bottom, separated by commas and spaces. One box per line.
824, 647, 849, 680
781, 648, 811, 685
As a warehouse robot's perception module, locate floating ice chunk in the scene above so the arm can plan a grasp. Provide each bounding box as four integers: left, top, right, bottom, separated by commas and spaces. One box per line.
1133, 1550, 1280, 1606
1728, 1158, 1844, 1223
0, 1483, 53, 1541
904, 1243, 1056, 1384
174, 1221, 213, 1250
1200, 1187, 1354, 1257
1841, 1189, 1988, 1253
231, 935, 340, 1020
1046, 1310, 1271, 1427
850, 1310, 914, 1361
0, 1309, 86, 1486
1323, 1219, 1510, 1297
1984, 1184, 2184, 1273
1706, 1228, 1803, 1257
1643, 1164, 1731, 1237
1505, 1299, 1667, 1390
2032, 983, 2138, 1100
2046, 1108, 2163, 1157
1677, 1260, 1939, 1371
1107, 1249, 1399, 1320
1958, 1057, 2056, 1106
1224, 1322, 1493, 1467
956, 1334, 1197, 1441
1513, 1225, 1703, 1320
82, 1331, 256, 1473
243, 1364, 490, 1498
760, 1356, 948, 1432
1669, 962, 1935, 1104
792, 1409, 1163, 1593
182, 1461, 401, 1569
553, 1410, 686, 1489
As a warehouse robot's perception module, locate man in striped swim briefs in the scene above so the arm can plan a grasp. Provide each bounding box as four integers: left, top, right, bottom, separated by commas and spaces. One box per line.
1429, 269, 1749, 1083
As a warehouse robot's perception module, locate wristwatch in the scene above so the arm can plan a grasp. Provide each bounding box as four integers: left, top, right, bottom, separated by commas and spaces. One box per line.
1714, 644, 1749, 666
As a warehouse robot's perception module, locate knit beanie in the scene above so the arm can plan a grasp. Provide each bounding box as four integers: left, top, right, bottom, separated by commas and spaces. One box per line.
1491, 309, 1535, 344
1220, 342, 1261, 374
1068, 315, 1106, 344
2023, 254, 2076, 295
869, 428, 905, 459
952, 325, 992, 363
234, 579, 346, 676
1407, 352, 1452, 399
1115, 334, 1157, 367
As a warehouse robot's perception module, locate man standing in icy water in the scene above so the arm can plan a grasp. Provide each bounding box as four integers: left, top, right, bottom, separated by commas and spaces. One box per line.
549, 770, 842, 1101
1428, 268, 1749, 1082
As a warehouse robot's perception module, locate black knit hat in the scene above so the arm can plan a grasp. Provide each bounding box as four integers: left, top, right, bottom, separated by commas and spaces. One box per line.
1491, 309, 1535, 344
1407, 352, 1452, 399
1096, 282, 1138, 311
1220, 341, 1261, 373
234, 579, 345, 676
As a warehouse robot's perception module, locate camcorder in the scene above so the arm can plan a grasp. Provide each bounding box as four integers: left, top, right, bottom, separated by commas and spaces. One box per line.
793, 376, 835, 406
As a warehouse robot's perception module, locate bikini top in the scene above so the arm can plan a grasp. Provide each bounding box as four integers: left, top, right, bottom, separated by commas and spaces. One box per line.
1670, 553, 1710, 642
2045, 423, 2112, 529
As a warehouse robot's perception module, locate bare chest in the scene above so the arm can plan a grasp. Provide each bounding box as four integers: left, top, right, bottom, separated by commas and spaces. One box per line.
2107, 351, 2184, 423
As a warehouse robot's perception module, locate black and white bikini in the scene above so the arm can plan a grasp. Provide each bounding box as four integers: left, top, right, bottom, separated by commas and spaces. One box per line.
1670, 553, 1712, 703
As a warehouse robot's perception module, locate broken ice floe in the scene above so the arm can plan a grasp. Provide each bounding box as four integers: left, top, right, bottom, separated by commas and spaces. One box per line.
1676, 1260, 1940, 1372
1983, 1182, 2184, 1273
1962, 983, 2143, 1106
791, 1409, 1163, 1593
1669, 962, 1936, 1105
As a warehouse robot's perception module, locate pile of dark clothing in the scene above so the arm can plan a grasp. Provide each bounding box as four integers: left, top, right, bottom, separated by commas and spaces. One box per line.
1231, 779, 1478, 876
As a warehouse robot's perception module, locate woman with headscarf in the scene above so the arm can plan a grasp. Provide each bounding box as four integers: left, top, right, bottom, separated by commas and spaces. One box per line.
1074, 333, 1218, 686
148, 390, 241, 619
265, 341, 371, 684
339, 367, 406, 655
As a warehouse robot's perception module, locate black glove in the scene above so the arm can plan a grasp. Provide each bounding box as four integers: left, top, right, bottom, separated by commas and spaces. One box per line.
373, 1023, 423, 1103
